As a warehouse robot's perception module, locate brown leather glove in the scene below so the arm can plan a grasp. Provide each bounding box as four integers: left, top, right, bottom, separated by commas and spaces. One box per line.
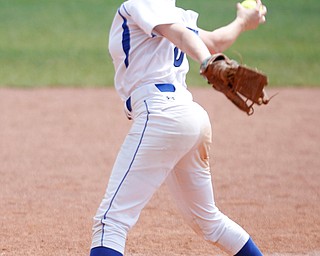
200, 53, 269, 115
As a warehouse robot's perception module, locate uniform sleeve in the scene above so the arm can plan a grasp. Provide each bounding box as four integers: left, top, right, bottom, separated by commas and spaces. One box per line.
124, 0, 182, 36
178, 8, 199, 31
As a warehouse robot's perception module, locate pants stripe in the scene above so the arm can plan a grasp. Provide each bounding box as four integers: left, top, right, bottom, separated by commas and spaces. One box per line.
100, 100, 150, 246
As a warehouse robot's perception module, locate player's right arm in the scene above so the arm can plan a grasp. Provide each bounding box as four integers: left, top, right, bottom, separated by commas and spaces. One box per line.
154, 23, 211, 64
199, 0, 267, 53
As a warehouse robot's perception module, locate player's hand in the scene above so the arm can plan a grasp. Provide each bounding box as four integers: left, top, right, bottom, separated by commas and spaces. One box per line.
236, 0, 267, 31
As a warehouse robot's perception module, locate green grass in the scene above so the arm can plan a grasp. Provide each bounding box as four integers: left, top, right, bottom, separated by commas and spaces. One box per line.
0, 0, 120, 87
0, 0, 319, 87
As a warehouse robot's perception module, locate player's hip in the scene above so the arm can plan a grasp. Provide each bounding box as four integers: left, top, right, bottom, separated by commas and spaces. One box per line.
125, 83, 189, 110
125, 83, 200, 117
126, 83, 211, 144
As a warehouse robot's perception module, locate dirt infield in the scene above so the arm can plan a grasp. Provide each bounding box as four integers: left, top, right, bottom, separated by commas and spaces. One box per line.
0, 87, 319, 256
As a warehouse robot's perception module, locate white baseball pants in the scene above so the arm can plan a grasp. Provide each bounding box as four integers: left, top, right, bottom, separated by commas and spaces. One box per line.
91, 84, 249, 255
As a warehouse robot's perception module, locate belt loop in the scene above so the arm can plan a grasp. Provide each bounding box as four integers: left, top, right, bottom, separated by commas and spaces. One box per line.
155, 83, 175, 92
126, 97, 132, 112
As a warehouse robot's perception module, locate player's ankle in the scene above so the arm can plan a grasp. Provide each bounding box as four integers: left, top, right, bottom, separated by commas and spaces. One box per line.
234, 237, 263, 256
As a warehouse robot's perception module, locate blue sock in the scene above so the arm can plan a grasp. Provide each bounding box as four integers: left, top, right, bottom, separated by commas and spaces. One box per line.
235, 237, 263, 256
90, 246, 123, 256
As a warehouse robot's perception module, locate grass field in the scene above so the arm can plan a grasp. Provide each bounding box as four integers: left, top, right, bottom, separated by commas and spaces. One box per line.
0, 0, 319, 87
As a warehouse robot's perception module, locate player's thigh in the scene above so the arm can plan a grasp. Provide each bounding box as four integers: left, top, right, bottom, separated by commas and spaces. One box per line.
95, 106, 195, 224
164, 112, 225, 236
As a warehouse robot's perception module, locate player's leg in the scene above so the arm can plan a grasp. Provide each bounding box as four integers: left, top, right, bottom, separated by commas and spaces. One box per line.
165, 102, 262, 255
167, 150, 262, 255
90, 95, 201, 255
90, 116, 171, 255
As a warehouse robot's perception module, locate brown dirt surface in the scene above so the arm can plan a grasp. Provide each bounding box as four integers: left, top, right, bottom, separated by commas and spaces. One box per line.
0, 87, 319, 256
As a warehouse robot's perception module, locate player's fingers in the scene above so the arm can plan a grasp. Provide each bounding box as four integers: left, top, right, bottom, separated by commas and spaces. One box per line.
259, 6, 267, 23
260, 15, 266, 24
255, 0, 262, 11
260, 5, 267, 16
257, 0, 267, 15
236, 2, 244, 11
256, 0, 267, 23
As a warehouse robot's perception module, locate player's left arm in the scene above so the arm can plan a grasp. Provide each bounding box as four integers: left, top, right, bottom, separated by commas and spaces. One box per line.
199, 0, 267, 53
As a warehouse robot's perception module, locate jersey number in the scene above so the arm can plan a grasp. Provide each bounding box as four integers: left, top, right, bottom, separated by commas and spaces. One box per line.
174, 47, 184, 67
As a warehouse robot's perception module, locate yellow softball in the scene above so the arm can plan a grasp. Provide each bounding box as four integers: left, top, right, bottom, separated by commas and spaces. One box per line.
241, 0, 257, 9
241, 0, 265, 13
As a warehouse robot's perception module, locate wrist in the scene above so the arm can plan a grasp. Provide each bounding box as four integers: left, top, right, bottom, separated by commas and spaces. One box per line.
234, 17, 247, 33
200, 56, 211, 74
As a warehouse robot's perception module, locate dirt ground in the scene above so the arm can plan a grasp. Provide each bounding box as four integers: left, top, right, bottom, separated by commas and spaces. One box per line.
0, 87, 319, 256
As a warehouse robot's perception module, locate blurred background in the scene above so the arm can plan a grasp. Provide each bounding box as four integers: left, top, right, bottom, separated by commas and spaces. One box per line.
0, 0, 319, 87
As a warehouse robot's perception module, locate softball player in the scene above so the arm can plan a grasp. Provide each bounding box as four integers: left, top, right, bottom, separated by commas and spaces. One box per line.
90, 0, 267, 255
